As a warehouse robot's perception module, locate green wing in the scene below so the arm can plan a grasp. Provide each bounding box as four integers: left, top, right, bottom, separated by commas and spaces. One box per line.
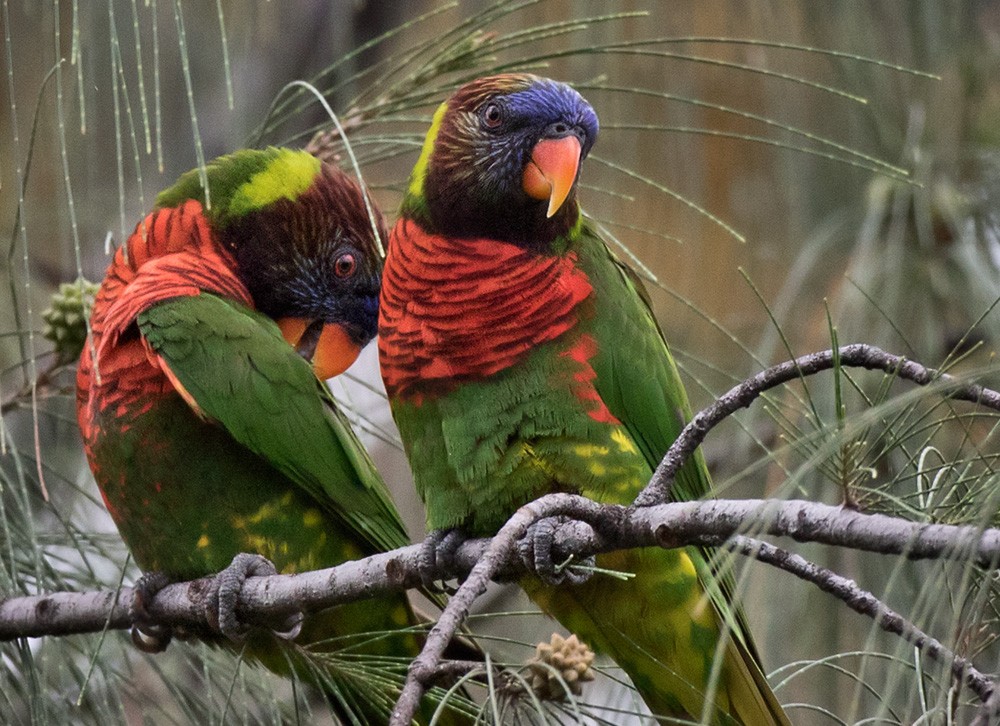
575, 223, 710, 504
137, 293, 409, 554
576, 222, 766, 646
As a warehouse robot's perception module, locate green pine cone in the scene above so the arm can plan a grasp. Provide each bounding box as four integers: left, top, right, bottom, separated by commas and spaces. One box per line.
42, 278, 99, 364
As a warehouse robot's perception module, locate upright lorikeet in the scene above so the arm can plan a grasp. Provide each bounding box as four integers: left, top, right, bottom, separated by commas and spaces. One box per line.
76, 148, 470, 724
379, 75, 789, 724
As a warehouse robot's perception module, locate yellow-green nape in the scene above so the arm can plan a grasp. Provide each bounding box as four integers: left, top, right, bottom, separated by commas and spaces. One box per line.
155, 147, 323, 227
228, 148, 321, 217
406, 101, 448, 202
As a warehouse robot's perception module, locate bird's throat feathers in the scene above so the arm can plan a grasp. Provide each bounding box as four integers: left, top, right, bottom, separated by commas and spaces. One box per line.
379, 217, 592, 399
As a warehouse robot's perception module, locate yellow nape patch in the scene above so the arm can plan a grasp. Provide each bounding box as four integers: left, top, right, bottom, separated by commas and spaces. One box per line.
229, 148, 320, 216
407, 102, 448, 200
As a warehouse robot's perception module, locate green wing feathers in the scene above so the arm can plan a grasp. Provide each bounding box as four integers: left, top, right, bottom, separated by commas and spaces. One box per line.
577, 223, 789, 725
137, 293, 409, 554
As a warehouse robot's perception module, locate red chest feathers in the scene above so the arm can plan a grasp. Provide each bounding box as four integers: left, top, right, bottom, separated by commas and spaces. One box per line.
378, 219, 593, 398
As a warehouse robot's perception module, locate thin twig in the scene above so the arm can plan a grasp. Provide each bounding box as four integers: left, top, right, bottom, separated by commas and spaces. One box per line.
388, 492, 1000, 724
635, 344, 1000, 507
6, 343, 1000, 722
391, 494, 612, 725
718, 535, 993, 702
392, 343, 1000, 724
0, 357, 61, 415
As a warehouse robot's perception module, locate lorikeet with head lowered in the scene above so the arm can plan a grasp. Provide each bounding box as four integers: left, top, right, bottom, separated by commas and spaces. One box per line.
76, 147, 474, 724
379, 75, 789, 724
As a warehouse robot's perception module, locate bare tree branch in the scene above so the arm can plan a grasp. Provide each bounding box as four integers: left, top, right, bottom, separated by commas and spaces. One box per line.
4, 497, 1000, 640
635, 343, 1000, 507
717, 535, 994, 702
392, 343, 1000, 724
5, 344, 1000, 722
973, 684, 1000, 726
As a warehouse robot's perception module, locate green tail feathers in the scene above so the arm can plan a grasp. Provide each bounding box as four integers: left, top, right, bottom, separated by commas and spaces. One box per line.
526, 546, 788, 725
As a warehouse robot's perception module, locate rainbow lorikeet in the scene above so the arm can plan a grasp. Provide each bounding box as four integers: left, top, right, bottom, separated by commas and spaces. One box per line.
378, 75, 789, 724
76, 148, 470, 724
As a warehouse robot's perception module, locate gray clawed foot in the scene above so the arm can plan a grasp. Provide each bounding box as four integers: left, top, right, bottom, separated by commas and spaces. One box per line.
205, 553, 303, 643
130, 571, 173, 653
519, 516, 595, 586
419, 529, 467, 590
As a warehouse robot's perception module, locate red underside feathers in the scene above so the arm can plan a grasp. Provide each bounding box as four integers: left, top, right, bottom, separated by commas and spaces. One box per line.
559, 333, 620, 424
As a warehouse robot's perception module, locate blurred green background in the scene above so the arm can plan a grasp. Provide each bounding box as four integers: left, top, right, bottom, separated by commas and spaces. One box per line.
4, 1, 1000, 723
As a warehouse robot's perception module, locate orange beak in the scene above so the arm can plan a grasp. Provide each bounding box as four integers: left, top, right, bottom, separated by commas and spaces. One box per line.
276, 317, 361, 380
521, 135, 582, 218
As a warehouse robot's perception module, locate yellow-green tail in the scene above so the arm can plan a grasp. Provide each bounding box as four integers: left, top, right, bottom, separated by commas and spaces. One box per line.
524, 545, 789, 725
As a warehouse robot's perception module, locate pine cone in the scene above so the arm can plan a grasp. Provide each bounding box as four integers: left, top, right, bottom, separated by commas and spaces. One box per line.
42, 278, 98, 364
525, 632, 596, 701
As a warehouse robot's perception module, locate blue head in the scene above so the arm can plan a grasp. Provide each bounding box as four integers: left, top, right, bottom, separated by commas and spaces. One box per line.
411, 74, 600, 246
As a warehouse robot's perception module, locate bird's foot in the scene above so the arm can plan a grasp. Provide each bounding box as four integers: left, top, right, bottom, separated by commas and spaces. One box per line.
205, 553, 303, 643
519, 516, 595, 586
130, 571, 173, 653
419, 529, 467, 590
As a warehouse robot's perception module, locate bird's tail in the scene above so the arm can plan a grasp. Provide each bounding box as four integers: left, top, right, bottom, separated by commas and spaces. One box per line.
524, 544, 789, 725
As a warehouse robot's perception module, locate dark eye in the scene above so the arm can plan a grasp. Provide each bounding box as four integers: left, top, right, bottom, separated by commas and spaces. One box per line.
334, 253, 356, 278
482, 103, 503, 129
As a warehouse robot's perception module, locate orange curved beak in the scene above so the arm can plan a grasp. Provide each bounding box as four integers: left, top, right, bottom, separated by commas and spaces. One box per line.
276, 317, 361, 380
521, 135, 582, 218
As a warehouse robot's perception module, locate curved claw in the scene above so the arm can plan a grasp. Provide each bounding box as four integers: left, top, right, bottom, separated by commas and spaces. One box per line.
519, 517, 595, 586
129, 570, 173, 653
205, 553, 303, 643
131, 622, 173, 653
419, 529, 467, 591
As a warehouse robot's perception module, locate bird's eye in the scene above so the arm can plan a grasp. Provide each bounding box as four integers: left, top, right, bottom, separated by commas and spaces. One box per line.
482, 103, 503, 129
334, 253, 356, 278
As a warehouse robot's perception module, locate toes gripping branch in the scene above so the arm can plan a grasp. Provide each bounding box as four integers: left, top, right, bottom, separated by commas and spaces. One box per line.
419, 529, 469, 591
130, 571, 173, 653
205, 553, 304, 643
518, 516, 597, 586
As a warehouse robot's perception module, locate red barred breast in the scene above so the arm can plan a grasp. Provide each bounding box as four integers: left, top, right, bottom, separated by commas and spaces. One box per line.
378, 218, 592, 399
